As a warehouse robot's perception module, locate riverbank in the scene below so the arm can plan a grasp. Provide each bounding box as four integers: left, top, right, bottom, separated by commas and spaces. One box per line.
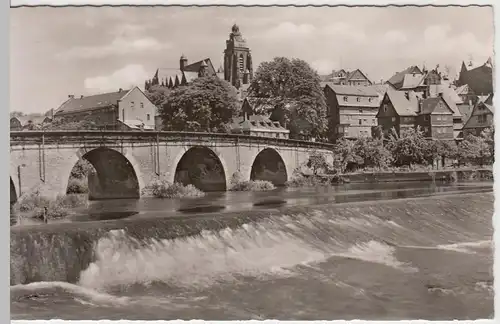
342, 168, 493, 184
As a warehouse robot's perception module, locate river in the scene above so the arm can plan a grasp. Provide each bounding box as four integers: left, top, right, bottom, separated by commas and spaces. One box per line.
10, 181, 494, 320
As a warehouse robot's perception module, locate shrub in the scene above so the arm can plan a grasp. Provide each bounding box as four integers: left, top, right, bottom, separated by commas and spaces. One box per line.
286, 174, 334, 188
230, 180, 276, 191
15, 190, 87, 220
143, 180, 205, 198
67, 178, 88, 194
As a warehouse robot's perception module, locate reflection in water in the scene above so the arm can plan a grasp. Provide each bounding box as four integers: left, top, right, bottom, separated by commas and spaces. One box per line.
11, 181, 493, 227
253, 199, 287, 207
178, 205, 226, 214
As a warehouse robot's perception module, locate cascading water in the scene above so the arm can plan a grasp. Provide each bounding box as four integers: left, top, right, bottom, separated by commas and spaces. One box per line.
10, 192, 494, 320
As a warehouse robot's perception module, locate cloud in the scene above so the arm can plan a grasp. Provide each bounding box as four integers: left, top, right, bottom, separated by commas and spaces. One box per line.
311, 59, 339, 75
58, 36, 171, 60
424, 24, 452, 44
84, 64, 149, 92
384, 30, 408, 44
322, 22, 366, 42
265, 22, 316, 39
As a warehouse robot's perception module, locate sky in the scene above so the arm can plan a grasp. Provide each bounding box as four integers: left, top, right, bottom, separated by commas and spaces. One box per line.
10, 5, 494, 114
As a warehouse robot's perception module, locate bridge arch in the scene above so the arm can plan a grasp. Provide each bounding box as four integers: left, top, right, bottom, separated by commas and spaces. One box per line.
173, 146, 228, 192
250, 147, 289, 186
10, 177, 17, 204
63, 147, 143, 200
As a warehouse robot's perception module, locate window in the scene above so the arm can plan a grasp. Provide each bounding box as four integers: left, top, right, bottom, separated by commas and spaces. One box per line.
368, 98, 373, 102
372, 119, 376, 124
359, 108, 363, 113
359, 119, 362, 125
391, 117, 396, 122
383, 104, 388, 112
424, 115, 429, 121
140, 102, 144, 109
343, 96, 348, 102
147, 114, 150, 121
478, 115, 487, 123
363, 119, 367, 123
436, 116, 441, 121
356, 97, 360, 102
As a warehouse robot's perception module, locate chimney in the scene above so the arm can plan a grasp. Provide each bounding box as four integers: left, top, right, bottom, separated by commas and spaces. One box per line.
404, 91, 409, 100
80, 95, 84, 99
68, 95, 74, 99
119, 88, 123, 93
180, 54, 188, 71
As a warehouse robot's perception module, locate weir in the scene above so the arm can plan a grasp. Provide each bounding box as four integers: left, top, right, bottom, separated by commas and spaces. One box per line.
10, 192, 493, 287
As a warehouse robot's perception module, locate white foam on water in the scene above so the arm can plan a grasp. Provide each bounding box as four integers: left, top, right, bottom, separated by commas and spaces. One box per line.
78, 222, 328, 290
336, 240, 417, 272
436, 240, 492, 253
10, 281, 130, 305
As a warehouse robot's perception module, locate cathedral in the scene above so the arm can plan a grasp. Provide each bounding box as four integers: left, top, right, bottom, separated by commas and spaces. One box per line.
145, 24, 253, 91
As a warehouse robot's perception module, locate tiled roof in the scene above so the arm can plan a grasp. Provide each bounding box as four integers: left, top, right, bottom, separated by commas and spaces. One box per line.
55, 90, 129, 115
183, 72, 199, 83
419, 97, 442, 115
458, 63, 493, 95
386, 89, 418, 116
11, 115, 49, 125
230, 115, 289, 133
386, 65, 423, 89
323, 84, 379, 97
183, 58, 216, 76
400, 73, 426, 89
457, 103, 474, 122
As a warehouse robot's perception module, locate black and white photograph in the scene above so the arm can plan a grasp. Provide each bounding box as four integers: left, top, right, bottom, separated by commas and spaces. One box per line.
9, 2, 495, 321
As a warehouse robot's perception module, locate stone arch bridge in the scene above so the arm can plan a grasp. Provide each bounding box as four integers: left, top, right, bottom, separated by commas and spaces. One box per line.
10, 131, 334, 201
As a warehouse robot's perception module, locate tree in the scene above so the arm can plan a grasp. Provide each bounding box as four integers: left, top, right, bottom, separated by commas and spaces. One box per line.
353, 137, 392, 170
10, 111, 25, 118
306, 152, 331, 175
458, 133, 491, 166
248, 57, 328, 139
331, 138, 363, 173
481, 126, 494, 164
44, 117, 99, 130
146, 85, 171, 109
386, 127, 428, 167
424, 140, 458, 167
159, 77, 239, 132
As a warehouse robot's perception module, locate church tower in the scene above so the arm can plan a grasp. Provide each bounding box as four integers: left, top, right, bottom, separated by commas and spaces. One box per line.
224, 24, 253, 89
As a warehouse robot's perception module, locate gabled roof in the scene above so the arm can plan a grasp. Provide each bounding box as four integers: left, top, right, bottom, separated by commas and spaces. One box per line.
457, 61, 493, 95
183, 58, 216, 76
55, 89, 131, 115
400, 73, 426, 89
385, 89, 419, 116
322, 84, 379, 97
11, 115, 48, 125
345, 69, 372, 84
229, 115, 289, 133
386, 65, 423, 89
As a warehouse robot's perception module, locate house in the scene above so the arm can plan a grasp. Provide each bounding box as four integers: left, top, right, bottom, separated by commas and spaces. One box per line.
228, 114, 289, 139
53, 86, 158, 131
145, 24, 254, 91
386, 66, 441, 94
10, 115, 52, 131
456, 58, 493, 95
463, 93, 494, 136
322, 83, 381, 140
377, 89, 457, 140
322, 69, 372, 86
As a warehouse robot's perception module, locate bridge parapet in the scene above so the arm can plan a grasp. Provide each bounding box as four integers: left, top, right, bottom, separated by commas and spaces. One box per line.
10, 130, 334, 151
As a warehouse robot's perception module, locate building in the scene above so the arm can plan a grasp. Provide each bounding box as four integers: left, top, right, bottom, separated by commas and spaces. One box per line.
322, 83, 381, 140
377, 89, 459, 140
54, 86, 158, 130
456, 58, 493, 95
145, 24, 253, 91
463, 93, 494, 136
386, 66, 441, 94
228, 114, 289, 139
223, 24, 253, 89
322, 69, 372, 86
10, 115, 52, 131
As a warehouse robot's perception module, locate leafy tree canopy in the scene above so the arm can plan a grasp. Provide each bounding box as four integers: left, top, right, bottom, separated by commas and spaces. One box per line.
158, 77, 239, 132
248, 57, 328, 140
386, 127, 428, 167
